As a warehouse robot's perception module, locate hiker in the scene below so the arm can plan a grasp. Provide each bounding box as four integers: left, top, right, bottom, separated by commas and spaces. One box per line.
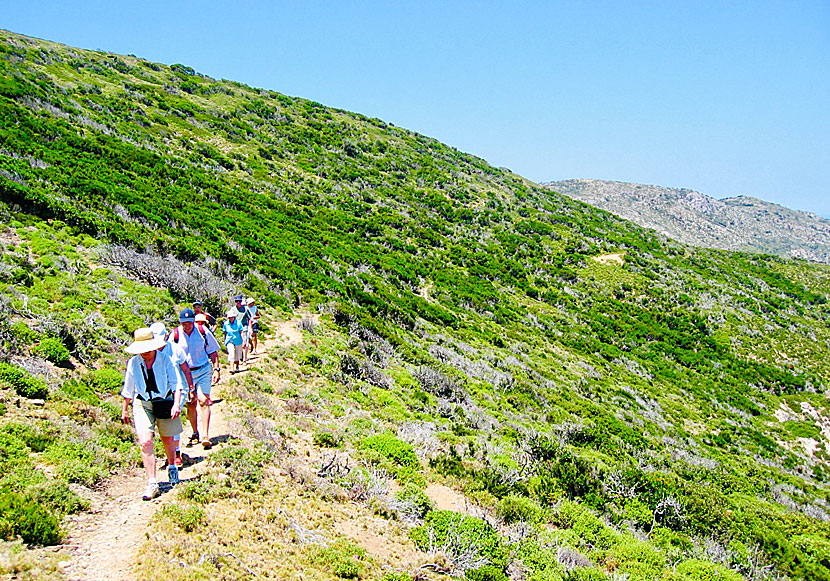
246, 296, 261, 355
230, 295, 253, 364
150, 322, 193, 467
121, 327, 184, 500
222, 308, 244, 373
170, 308, 221, 450
193, 300, 217, 334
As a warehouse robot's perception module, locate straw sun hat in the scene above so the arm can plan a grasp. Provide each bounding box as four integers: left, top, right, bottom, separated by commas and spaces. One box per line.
125, 328, 167, 354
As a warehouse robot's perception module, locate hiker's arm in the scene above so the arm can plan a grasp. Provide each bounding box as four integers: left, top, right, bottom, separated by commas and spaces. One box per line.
120, 360, 135, 424
180, 362, 194, 392
210, 350, 220, 383
169, 361, 183, 420
121, 397, 132, 424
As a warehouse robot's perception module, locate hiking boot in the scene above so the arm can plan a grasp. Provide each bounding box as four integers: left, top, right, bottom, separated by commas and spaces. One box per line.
142, 482, 160, 500
202, 438, 212, 450
188, 431, 200, 446
168, 465, 180, 486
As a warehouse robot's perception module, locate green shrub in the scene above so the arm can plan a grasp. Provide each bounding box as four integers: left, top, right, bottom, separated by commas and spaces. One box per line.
410, 510, 507, 571
209, 444, 270, 491
0, 363, 49, 399
179, 476, 221, 504
308, 538, 370, 579
42, 440, 110, 487
361, 433, 418, 468
9, 321, 41, 344
82, 367, 124, 395
0, 432, 30, 472
159, 503, 207, 532
560, 568, 609, 581
313, 430, 342, 448
670, 559, 743, 581
28, 481, 90, 515
466, 565, 509, 581
553, 501, 618, 551
394, 483, 434, 519
496, 494, 546, 524
33, 337, 72, 368
0, 422, 50, 453
381, 573, 411, 581
59, 379, 101, 406
606, 537, 666, 580
0, 490, 61, 545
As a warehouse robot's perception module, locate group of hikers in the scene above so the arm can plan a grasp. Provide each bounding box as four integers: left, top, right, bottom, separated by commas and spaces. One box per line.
120, 295, 260, 500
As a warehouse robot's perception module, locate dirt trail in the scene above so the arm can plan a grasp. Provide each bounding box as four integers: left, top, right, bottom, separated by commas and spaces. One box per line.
60, 316, 305, 580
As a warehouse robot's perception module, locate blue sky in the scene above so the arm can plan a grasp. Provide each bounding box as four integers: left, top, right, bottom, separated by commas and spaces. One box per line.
4, 1, 829, 216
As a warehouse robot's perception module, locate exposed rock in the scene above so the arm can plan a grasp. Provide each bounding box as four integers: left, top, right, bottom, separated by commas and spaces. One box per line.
544, 179, 830, 263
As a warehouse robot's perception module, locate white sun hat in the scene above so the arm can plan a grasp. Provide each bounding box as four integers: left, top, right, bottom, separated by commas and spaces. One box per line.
125, 327, 167, 354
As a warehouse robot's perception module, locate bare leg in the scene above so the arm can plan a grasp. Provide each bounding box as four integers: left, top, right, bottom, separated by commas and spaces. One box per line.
186, 400, 198, 435
160, 435, 177, 465
137, 430, 156, 482
198, 394, 211, 444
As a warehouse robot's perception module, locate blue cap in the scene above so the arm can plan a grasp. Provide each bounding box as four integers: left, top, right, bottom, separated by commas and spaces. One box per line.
234, 295, 244, 302
179, 308, 196, 323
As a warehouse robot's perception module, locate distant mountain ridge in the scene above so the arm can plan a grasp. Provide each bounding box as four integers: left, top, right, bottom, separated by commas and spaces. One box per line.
544, 179, 830, 264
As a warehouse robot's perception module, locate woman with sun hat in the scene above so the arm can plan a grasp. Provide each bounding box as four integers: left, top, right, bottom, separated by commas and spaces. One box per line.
121, 327, 184, 500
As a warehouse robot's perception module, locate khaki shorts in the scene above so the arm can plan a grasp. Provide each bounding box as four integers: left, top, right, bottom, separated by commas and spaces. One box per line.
133, 399, 183, 438
227, 343, 242, 363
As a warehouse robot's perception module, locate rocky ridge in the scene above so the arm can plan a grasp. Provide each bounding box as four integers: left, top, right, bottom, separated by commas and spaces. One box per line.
545, 179, 830, 263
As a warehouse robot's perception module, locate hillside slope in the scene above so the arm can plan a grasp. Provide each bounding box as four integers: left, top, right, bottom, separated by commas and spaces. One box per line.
545, 179, 830, 263
2, 30, 830, 581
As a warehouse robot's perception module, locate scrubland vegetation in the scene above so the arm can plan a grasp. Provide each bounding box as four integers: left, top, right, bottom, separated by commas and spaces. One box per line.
2, 29, 830, 579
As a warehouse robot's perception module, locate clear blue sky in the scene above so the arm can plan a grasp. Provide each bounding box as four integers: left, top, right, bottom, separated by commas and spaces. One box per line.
4, 1, 829, 216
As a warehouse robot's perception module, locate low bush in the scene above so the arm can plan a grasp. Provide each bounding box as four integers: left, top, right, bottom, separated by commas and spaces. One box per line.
81, 367, 124, 395
60, 379, 100, 406
0, 490, 61, 545
670, 558, 743, 581
553, 501, 618, 551
394, 483, 434, 520
361, 434, 418, 469
313, 430, 342, 448
410, 510, 507, 572
209, 444, 271, 491
0, 422, 51, 452
0, 432, 31, 472
179, 476, 222, 504
466, 564, 509, 581
159, 503, 207, 532
307, 537, 370, 579
496, 494, 546, 524
0, 363, 49, 399
28, 481, 90, 515
33, 337, 72, 368
42, 440, 111, 487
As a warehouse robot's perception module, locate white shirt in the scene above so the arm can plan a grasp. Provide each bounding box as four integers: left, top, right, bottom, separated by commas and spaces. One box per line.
121, 353, 182, 401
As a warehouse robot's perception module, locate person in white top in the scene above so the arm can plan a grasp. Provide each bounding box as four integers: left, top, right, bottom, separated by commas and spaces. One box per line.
150, 322, 193, 467
121, 328, 183, 500
169, 308, 221, 449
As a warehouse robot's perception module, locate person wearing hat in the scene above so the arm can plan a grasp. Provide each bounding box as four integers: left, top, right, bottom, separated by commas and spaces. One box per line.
229, 295, 253, 364
150, 322, 193, 467
169, 308, 221, 449
192, 300, 217, 334
222, 308, 244, 373
121, 327, 184, 500
246, 296, 261, 355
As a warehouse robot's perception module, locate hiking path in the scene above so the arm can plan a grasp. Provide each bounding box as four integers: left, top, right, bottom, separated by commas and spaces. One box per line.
59, 316, 305, 580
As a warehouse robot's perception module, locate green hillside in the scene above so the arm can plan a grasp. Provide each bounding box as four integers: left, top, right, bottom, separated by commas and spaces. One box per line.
2, 29, 830, 580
